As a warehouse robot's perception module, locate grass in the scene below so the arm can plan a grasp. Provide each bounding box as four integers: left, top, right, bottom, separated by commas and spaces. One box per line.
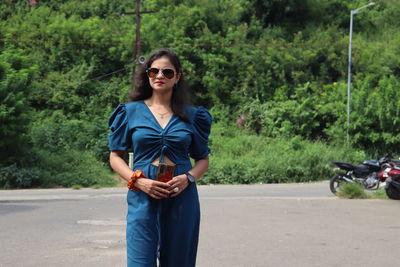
71, 185, 82, 190
337, 183, 369, 199
337, 183, 389, 199
370, 189, 389, 199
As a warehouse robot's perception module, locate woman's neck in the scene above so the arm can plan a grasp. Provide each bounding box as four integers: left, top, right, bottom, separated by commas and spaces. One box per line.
147, 91, 172, 107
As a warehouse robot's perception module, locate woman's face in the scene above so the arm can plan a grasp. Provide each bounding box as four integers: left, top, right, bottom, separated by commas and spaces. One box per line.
148, 56, 180, 93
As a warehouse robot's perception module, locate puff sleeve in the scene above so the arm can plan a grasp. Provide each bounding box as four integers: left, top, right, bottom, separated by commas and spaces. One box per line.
189, 107, 212, 160
108, 104, 132, 151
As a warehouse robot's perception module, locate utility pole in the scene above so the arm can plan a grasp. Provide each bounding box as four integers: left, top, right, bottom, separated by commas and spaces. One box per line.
134, 0, 141, 73
121, 0, 155, 78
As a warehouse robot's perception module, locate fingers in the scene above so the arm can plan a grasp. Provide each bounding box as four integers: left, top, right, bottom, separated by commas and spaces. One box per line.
149, 190, 167, 199
166, 176, 189, 197
166, 176, 183, 189
141, 180, 170, 199
152, 181, 171, 194
138, 177, 188, 199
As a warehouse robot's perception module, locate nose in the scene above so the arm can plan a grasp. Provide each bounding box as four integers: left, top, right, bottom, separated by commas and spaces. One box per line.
156, 70, 165, 79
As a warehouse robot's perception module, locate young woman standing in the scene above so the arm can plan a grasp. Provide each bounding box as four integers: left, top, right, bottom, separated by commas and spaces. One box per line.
108, 48, 212, 266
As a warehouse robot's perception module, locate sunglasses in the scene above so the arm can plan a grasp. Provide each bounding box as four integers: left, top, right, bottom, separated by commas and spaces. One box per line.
146, 68, 176, 79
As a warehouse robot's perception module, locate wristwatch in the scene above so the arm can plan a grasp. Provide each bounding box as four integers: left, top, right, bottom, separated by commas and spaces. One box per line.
186, 172, 196, 185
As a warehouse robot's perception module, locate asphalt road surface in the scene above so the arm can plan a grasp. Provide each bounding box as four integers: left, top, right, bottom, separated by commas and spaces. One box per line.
1, 182, 400, 267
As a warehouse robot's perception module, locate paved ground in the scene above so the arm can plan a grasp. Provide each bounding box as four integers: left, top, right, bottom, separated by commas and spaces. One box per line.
1, 182, 400, 267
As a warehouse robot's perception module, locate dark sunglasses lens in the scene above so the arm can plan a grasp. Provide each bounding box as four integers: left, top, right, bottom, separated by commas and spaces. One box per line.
147, 68, 159, 78
162, 69, 175, 79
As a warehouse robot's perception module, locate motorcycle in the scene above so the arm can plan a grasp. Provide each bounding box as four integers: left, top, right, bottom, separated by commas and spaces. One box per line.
378, 162, 400, 200
329, 155, 391, 194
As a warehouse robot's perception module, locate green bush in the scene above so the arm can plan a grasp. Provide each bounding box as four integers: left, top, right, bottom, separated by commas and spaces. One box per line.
0, 48, 37, 164
201, 122, 366, 185
33, 149, 116, 188
0, 149, 116, 189
30, 112, 110, 162
0, 164, 41, 189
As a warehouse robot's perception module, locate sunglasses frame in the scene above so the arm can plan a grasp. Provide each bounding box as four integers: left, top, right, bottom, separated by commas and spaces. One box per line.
146, 68, 176, 79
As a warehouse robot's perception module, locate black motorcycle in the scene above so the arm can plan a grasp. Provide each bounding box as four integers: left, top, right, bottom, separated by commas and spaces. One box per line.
329, 156, 391, 194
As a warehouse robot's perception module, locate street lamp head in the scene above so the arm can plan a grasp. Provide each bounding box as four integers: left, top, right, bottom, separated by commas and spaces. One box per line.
353, 2, 376, 13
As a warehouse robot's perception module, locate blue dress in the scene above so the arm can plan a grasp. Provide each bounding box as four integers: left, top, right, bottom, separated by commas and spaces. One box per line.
108, 100, 212, 267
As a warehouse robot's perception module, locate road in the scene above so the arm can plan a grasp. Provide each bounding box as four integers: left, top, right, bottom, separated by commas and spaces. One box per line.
1, 182, 400, 267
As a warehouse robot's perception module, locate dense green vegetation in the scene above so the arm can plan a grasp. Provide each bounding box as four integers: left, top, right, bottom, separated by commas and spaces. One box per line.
201, 122, 366, 184
1, 0, 400, 188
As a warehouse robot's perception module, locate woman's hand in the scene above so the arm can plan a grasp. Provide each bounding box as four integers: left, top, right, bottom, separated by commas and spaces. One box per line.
135, 178, 171, 199
167, 174, 190, 197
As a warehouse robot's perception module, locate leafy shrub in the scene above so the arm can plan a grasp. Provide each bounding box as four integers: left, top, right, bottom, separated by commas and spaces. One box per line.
0, 149, 115, 189
0, 48, 37, 164
30, 112, 110, 162
201, 122, 366, 185
349, 75, 400, 155
33, 149, 116, 188
0, 164, 41, 189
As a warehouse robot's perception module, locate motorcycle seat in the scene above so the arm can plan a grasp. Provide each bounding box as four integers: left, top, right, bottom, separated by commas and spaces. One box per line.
332, 161, 371, 176
332, 161, 356, 171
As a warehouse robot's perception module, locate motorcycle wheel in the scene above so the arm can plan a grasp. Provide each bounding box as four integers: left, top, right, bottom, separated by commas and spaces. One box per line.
385, 182, 400, 200
330, 174, 347, 194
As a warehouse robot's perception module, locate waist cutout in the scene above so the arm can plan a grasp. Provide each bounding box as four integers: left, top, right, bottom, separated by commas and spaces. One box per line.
151, 155, 175, 166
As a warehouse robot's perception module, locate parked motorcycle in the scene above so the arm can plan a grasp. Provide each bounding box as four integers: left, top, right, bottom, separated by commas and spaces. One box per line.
378, 162, 400, 200
329, 155, 392, 194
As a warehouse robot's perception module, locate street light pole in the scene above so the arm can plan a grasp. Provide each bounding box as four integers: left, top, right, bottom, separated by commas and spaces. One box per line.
134, 0, 141, 74
347, 2, 375, 142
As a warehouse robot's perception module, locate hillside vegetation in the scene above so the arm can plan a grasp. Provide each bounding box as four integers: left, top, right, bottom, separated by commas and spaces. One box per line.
1, 0, 400, 188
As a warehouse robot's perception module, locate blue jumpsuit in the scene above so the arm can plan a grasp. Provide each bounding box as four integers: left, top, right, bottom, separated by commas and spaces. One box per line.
108, 100, 212, 267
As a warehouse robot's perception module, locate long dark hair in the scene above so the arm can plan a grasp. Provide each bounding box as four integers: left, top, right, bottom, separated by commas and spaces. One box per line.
129, 48, 190, 122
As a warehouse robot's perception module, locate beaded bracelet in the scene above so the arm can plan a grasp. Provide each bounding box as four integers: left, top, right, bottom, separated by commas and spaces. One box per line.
127, 170, 146, 191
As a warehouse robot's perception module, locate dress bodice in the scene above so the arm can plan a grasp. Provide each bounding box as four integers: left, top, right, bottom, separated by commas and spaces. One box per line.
108, 101, 212, 165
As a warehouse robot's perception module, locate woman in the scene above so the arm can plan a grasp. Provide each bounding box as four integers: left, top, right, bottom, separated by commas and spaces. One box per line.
108, 48, 212, 266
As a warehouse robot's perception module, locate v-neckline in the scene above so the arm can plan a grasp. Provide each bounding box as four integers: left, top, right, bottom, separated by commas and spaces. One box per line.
141, 100, 174, 130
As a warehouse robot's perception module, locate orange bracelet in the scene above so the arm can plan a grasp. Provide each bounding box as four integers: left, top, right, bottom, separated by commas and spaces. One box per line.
127, 170, 146, 191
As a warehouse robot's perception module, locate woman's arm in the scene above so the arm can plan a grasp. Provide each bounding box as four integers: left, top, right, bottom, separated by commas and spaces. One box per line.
188, 156, 209, 182
109, 151, 134, 182
109, 151, 170, 199
167, 156, 209, 197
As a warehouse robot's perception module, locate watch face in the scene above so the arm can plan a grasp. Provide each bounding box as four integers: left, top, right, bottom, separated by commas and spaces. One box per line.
187, 173, 196, 183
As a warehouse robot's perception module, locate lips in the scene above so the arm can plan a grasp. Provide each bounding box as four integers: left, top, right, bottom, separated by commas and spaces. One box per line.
155, 81, 165, 85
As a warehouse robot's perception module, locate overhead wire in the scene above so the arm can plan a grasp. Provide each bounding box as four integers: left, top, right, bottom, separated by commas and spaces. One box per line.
1, 37, 396, 48
1, 37, 352, 47
41, 67, 129, 90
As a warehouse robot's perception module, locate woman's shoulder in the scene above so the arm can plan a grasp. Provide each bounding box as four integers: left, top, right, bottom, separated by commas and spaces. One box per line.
125, 100, 142, 110
109, 101, 142, 122
119, 101, 145, 116
184, 105, 212, 125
